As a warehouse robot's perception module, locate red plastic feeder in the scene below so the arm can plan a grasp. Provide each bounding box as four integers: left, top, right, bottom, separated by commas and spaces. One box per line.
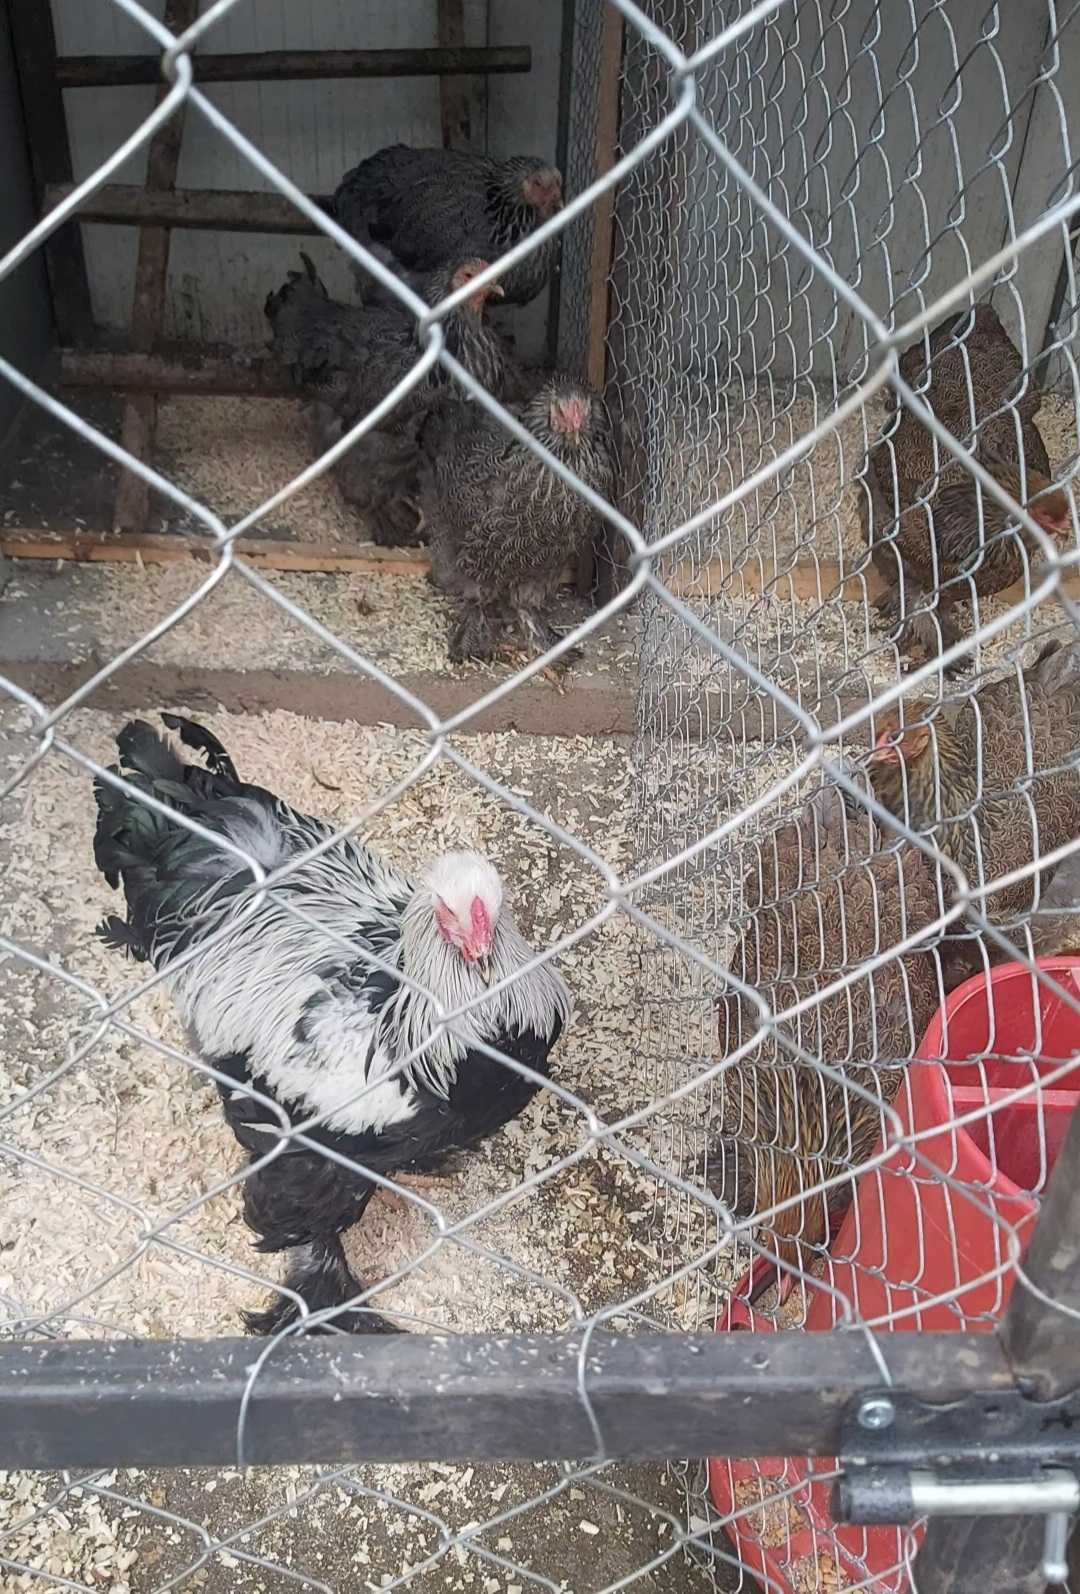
708, 957, 1080, 1593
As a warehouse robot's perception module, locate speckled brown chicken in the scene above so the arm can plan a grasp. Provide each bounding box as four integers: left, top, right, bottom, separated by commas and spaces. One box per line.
868, 636, 1080, 968
709, 788, 950, 1292
862, 304, 1072, 659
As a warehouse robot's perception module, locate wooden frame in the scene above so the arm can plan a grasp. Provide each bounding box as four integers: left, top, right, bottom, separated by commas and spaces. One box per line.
10, 11, 533, 534
7, 527, 1078, 612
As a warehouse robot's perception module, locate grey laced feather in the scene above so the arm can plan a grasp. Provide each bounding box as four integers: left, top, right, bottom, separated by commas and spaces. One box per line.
265, 252, 515, 545
420, 372, 618, 658
334, 145, 562, 307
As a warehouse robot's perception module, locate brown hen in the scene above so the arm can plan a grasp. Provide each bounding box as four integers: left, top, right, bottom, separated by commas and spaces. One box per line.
862, 304, 1071, 659
868, 637, 1080, 969
710, 787, 950, 1294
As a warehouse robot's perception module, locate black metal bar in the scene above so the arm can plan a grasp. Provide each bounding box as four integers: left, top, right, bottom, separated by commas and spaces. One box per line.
44, 183, 325, 236
54, 46, 531, 89
0, 1333, 1012, 1471
1001, 1096, 1080, 1400
6, 0, 94, 344
912, 1518, 1048, 1594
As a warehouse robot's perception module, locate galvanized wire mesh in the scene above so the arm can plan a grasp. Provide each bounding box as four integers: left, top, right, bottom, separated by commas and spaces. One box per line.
3, 0, 1080, 1591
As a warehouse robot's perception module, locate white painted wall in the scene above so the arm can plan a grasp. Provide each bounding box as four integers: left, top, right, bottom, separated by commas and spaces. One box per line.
667, 0, 1080, 387
53, 0, 562, 356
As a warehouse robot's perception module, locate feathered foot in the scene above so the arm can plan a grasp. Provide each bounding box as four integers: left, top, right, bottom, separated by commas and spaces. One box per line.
874, 578, 963, 672
370, 497, 426, 548
511, 607, 583, 673
449, 602, 504, 662
244, 1236, 400, 1337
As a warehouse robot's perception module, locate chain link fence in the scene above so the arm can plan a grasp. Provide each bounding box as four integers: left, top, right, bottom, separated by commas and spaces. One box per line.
3, 0, 1080, 1591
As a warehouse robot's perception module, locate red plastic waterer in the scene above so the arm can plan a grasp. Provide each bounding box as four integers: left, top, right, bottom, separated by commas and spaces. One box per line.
708, 957, 1080, 1593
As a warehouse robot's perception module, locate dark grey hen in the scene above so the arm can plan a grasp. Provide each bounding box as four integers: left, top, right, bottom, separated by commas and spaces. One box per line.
265, 251, 509, 545
420, 374, 618, 662
334, 144, 563, 308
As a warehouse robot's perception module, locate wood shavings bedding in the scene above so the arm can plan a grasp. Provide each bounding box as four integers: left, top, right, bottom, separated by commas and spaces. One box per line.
659, 381, 1075, 588
0, 703, 723, 1343
156, 397, 364, 546
0, 701, 736, 1592
0, 560, 636, 683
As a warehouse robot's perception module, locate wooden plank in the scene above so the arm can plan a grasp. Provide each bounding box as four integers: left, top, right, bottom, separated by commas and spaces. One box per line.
6, 0, 94, 346
9, 529, 1077, 607
0, 529, 431, 578
45, 183, 328, 236
3, 657, 639, 740
61, 350, 294, 396
584, 2, 626, 603
55, 46, 530, 89
586, 6, 623, 394
437, 2, 484, 150
111, 398, 156, 530
112, 0, 199, 536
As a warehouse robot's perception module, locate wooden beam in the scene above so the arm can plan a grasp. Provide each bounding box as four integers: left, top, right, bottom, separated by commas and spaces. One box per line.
586, 6, 624, 395
54, 46, 530, 90
584, 2, 626, 603
437, 2, 484, 151
45, 184, 327, 237
0, 529, 430, 578
113, 0, 199, 535
61, 350, 294, 397
7, 0, 94, 345
5, 528, 1079, 611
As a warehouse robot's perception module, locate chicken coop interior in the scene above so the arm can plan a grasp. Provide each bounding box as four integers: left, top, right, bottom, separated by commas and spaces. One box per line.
4, 0, 1080, 1591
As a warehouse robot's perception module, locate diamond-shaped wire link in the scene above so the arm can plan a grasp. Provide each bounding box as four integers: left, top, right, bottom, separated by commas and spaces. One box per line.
4, 0, 1080, 1588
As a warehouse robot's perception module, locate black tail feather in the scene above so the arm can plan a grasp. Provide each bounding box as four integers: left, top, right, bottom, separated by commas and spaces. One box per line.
161, 713, 240, 783
93, 715, 248, 962
264, 252, 329, 328
96, 914, 139, 954
115, 718, 187, 786
244, 1236, 400, 1337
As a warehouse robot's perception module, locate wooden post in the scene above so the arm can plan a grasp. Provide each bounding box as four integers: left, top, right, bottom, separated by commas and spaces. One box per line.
6, 0, 94, 346
54, 46, 530, 89
112, 0, 199, 534
437, 0, 484, 151
580, 1, 625, 603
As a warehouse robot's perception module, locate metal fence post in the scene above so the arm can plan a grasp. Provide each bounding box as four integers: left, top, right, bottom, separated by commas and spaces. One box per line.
913, 1097, 1080, 1594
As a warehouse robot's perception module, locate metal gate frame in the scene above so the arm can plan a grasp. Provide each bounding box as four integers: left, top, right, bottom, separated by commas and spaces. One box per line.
4, 1094, 1080, 1594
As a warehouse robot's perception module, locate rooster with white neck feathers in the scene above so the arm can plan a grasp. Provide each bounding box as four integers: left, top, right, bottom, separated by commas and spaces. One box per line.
92, 715, 571, 1338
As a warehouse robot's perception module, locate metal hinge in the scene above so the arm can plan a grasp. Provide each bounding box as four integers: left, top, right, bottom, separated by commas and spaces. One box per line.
834, 1389, 1080, 1583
